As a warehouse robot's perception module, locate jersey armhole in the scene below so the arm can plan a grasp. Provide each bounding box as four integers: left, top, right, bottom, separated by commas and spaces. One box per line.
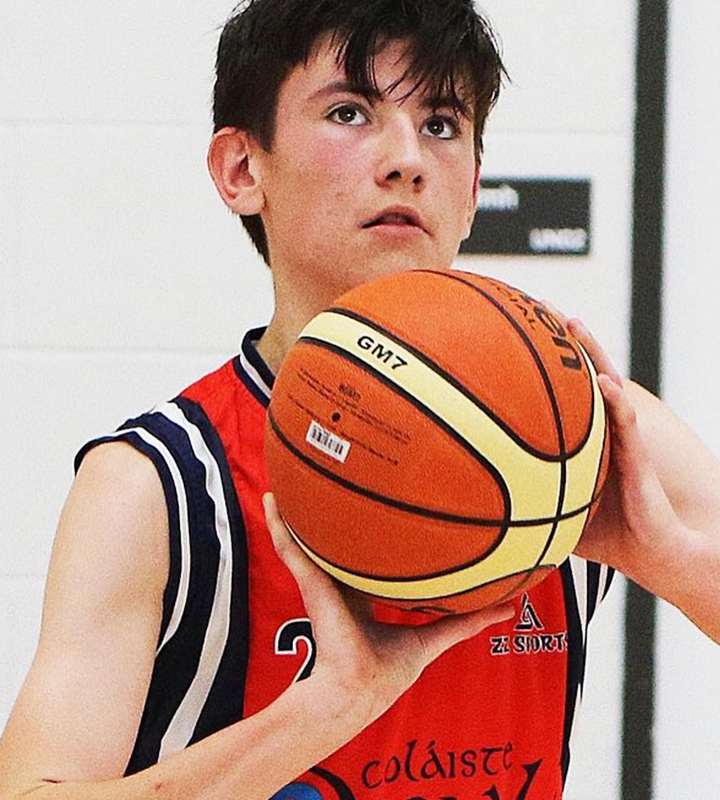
75, 431, 183, 649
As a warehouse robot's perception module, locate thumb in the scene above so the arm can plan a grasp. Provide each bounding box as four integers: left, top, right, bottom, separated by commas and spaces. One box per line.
414, 602, 516, 663
262, 492, 354, 620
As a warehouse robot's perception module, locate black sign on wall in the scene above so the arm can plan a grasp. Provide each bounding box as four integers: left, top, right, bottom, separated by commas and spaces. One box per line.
460, 178, 592, 257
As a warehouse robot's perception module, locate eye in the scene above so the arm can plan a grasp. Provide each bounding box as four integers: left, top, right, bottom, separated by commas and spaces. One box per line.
328, 104, 369, 126
421, 115, 460, 140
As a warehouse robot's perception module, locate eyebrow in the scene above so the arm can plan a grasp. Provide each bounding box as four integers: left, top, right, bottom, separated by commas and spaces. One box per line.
308, 80, 380, 103
309, 80, 473, 119
425, 95, 473, 119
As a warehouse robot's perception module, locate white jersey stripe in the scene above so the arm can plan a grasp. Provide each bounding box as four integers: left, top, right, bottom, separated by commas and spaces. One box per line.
157, 401, 234, 759
239, 345, 272, 401
99, 425, 193, 656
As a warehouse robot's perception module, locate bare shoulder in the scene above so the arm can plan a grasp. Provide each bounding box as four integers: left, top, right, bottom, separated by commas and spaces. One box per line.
74, 438, 168, 520
47, 441, 169, 614
0, 442, 170, 785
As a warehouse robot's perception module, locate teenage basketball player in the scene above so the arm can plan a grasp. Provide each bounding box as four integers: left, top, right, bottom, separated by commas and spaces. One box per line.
1, 2, 719, 799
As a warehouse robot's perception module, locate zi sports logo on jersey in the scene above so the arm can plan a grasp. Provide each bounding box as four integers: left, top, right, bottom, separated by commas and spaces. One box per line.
489, 594, 567, 657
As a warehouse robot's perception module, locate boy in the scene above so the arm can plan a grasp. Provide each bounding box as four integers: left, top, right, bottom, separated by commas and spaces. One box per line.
1, 1, 719, 799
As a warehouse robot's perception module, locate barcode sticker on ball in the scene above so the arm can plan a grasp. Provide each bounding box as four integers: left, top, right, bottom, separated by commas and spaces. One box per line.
306, 421, 351, 464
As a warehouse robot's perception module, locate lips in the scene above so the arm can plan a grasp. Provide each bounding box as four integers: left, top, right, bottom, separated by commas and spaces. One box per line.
362, 207, 427, 232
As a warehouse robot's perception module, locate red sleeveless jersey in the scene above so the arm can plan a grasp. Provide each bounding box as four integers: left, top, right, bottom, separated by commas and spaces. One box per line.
76, 329, 613, 800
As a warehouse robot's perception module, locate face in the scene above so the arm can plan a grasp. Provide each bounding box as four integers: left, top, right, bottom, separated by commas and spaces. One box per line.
254, 37, 480, 311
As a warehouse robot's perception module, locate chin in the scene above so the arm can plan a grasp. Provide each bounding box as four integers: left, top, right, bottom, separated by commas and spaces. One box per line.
304, 251, 454, 310
355, 253, 452, 287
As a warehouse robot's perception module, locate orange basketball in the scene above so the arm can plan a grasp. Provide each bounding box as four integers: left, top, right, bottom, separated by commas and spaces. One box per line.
265, 269, 610, 614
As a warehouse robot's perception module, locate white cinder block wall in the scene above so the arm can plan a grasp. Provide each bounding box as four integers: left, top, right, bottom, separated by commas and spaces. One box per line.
0, 2, 648, 798
654, 1, 720, 798
0, 0, 273, 725
478, 3, 635, 796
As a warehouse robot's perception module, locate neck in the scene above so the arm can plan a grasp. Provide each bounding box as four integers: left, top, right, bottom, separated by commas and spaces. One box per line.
257, 268, 344, 374
256, 319, 294, 375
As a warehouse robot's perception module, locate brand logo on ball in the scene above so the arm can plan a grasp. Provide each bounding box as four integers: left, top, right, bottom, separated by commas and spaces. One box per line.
356, 334, 409, 370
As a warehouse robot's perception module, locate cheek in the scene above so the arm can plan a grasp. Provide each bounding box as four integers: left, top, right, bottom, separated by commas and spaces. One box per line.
291, 132, 362, 200
267, 140, 360, 257
433, 145, 476, 203
441, 178, 477, 232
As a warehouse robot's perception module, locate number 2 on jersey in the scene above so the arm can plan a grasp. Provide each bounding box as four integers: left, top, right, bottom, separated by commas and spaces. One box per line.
275, 618, 317, 682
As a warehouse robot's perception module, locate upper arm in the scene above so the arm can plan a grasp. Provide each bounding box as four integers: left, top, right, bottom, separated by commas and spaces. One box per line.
0, 442, 169, 788
628, 380, 720, 532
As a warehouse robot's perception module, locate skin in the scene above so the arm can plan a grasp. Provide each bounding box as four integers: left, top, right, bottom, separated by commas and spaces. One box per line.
565, 318, 720, 642
0, 39, 509, 800
208, 37, 480, 372
1, 29, 719, 800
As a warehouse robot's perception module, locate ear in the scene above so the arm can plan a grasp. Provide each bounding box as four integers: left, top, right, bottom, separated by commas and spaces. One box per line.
207, 127, 266, 216
463, 162, 481, 239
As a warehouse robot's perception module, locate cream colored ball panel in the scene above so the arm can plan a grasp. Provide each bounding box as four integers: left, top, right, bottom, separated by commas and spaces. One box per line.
541, 511, 590, 567
303, 312, 564, 524
291, 521, 557, 601
562, 371, 607, 514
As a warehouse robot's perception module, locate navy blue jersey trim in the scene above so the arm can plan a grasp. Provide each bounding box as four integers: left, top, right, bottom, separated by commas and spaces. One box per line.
75, 398, 251, 773
558, 558, 615, 783
586, 562, 602, 624
602, 566, 616, 600
173, 397, 251, 746
123, 413, 221, 773
234, 326, 273, 406
559, 560, 585, 782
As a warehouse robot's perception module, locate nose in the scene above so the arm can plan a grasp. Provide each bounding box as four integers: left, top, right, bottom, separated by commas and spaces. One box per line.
375, 115, 425, 191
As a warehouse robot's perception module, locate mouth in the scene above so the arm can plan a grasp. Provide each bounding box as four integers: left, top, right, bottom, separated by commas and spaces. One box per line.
362, 208, 427, 233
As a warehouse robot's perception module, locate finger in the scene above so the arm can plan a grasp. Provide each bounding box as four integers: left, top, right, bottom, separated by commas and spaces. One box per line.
415, 601, 516, 662
567, 318, 623, 386
597, 376, 677, 528
263, 492, 301, 566
263, 493, 335, 592
598, 374, 646, 456
598, 376, 659, 493
263, 493, 364, 634
541, 299, 569, 327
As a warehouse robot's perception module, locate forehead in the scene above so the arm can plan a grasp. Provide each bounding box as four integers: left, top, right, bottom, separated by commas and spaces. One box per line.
281, 34, 473, 113
282, 37, 409, 99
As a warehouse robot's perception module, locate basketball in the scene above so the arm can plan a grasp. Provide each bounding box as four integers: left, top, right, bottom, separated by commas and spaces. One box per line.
265, 269, 610, 614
